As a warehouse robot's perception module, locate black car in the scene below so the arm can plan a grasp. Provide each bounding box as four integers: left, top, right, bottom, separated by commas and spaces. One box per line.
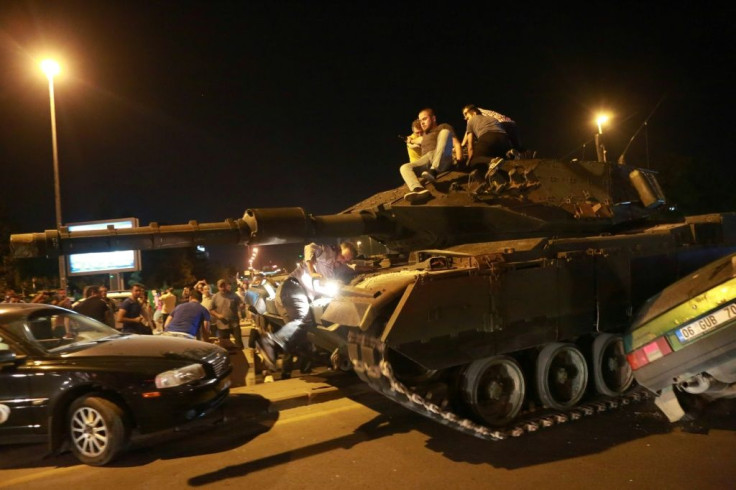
0, 303, 231, 465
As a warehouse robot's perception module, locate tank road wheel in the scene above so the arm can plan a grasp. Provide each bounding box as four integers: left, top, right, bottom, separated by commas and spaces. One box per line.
68, 396, 129, 466
536, 343, 588, 410
462, 356, 526, 426
592, 334, 634, 396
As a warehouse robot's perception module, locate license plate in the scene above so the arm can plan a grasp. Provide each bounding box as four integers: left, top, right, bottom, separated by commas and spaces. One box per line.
675, 302, 736, 343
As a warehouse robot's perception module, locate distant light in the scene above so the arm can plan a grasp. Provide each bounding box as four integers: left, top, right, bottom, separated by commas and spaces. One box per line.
196, 245, 206, 252
40, 59, 61, 79
596, 114, 609, 134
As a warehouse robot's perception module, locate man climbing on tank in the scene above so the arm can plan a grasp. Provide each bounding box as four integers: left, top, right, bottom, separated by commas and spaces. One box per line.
254, 241, 356, 373
461, 104, 512, 170
399, 108, 462, 203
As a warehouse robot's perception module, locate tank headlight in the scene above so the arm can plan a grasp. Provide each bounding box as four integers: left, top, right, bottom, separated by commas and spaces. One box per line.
155, 363, 206, 388
314, 279, 341, 298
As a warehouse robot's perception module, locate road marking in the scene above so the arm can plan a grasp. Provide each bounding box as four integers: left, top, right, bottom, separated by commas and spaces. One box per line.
275, 400, 366, 426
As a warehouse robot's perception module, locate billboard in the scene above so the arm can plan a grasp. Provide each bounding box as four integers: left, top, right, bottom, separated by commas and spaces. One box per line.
66, 218, 141, 276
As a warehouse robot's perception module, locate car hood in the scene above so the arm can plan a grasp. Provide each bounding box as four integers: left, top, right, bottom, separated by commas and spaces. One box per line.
632, 253, 736, 329
61, 335, 222, 363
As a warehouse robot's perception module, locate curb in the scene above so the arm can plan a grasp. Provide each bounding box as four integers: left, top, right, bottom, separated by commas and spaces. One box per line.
230, 370, 373, 414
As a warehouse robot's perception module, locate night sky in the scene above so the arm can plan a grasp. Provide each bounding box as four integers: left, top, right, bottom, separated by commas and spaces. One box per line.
1, 1, 734, 268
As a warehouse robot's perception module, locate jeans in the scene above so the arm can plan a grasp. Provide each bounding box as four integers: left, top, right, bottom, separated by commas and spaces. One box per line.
399, 129, 453, 191
273, 278, 313, 352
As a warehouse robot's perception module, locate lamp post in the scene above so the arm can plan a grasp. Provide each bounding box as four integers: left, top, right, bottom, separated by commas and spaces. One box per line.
40, 59, 67, 290
595, 114, 609, 163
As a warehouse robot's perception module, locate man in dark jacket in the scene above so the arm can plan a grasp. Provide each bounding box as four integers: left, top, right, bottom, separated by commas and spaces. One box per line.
73, 285, 114, 325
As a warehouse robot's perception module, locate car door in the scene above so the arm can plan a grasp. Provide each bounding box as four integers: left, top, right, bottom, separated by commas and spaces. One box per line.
0, 338, 46, 444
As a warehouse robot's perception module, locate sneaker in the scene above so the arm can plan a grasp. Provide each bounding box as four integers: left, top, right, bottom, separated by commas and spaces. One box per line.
486, 157, 504, 179
403, 188, 422, 201
405, 188, 431, 203
254, 332, 279, 371
421, 169, 437, 183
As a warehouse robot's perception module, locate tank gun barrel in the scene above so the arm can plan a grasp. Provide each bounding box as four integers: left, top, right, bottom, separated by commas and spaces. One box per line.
10, 207, 391, 258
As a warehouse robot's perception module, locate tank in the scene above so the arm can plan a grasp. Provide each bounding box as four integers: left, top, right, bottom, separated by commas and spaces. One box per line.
11, 158, 736, 439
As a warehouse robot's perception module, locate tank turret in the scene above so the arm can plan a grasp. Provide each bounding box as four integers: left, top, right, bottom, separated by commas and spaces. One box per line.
10, 158, 736, 439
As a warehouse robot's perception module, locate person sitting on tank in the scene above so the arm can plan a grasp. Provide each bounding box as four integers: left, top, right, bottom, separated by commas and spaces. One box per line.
254, 241, 356, 375
399, 108, 462, 203
461, 105, 513, 171
406, 118, 424, 163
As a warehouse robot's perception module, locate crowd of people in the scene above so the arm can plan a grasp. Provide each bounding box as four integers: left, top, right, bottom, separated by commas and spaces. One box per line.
400, 104, 524, 202
2, 278, 254, 345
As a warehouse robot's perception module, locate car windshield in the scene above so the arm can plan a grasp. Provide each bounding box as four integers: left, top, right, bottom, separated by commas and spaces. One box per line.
6, 310, 122, 354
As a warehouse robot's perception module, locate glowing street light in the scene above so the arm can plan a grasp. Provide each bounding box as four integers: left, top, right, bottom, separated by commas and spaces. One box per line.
594, 113, 610, 163
40, 59, 60, 78
248, 246, 260, 270
40, 58, 66, 289
596, 114, 609, 134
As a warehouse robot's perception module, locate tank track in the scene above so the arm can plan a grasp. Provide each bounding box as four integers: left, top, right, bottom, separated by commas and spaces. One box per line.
347, 332, 652, 441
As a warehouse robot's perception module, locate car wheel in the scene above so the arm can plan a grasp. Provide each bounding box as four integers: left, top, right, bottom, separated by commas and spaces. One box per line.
68, 395, 129, 466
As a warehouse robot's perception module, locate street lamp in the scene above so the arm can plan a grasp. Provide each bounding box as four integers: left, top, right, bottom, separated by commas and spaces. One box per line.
596, 114, 608, 135
40, 58, 67, 290
594, 113, 609, 163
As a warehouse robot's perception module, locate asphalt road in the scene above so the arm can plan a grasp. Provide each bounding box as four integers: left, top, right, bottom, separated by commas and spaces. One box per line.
1, 375, 735, 490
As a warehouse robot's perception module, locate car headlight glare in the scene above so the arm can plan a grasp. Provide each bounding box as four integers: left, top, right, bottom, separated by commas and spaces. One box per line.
155, 363, 206, 388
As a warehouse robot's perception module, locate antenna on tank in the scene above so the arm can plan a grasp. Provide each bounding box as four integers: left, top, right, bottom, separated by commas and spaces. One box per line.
617, 95, 666, 167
